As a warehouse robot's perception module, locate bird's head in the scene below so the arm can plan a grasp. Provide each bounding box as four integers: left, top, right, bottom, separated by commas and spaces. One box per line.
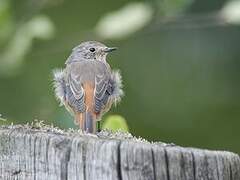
66, 41, 117, 64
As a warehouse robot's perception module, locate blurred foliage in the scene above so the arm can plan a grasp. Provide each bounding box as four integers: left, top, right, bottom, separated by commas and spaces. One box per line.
220, 0, 240, 24
157, 0, 194, 17
102, 115, 129, 132
0, 15, 55, 76
95, 2, 153, 40
0, 0, 240, 154
0, 0, 12, 43
0, 0, 55, 77
0, 114, 6, 122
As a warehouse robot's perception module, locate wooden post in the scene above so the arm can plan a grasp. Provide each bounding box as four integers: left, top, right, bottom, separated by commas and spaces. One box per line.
0, 125, 239, 180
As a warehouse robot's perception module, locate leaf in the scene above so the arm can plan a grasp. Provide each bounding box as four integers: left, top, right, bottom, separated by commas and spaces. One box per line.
102, 115, 129, 132
95, 2, 153, 40
220, 0, 240, 25
0, 15, 55, 76
27, 15, 55, 40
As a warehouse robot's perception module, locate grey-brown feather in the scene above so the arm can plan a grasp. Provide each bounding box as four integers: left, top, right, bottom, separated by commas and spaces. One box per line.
66, 85, 85, 112
53, 60, 123, 119
95, 70, 124, 113
52, 69, 66, 106
65, 41, 107, 64
53, 69, 85, 113
109, 70, 124, 105
53, 41, 123, 128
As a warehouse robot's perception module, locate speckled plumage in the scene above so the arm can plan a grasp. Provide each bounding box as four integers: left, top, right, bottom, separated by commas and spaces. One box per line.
53, 41, 123, 133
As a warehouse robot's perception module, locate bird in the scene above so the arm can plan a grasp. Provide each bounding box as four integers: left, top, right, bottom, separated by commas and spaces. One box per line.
53, 41, 123, 133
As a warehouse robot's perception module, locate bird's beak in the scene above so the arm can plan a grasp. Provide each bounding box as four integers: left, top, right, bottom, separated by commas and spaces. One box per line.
103, 47, 117, 53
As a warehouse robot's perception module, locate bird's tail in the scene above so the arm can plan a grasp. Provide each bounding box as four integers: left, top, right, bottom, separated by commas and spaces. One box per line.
75, 111, 96, 133
84, 111, 96, 133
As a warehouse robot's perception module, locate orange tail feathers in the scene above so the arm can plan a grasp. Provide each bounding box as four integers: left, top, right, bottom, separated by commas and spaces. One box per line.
74, 113, 84, 129
74, 82, 97, 133
75, 112, 96, 133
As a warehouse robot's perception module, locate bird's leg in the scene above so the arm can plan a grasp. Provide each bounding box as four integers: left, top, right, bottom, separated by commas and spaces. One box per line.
97, 121, 101, 132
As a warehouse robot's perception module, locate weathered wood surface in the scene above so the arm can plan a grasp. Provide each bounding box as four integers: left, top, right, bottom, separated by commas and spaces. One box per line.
0, 125, 239, 180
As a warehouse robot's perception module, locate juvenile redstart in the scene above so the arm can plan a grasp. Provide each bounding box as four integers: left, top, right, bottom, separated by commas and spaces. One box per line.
53, 41, 123, 133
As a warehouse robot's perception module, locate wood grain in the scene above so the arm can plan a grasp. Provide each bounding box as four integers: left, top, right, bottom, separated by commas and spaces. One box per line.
0, 125, 239, 180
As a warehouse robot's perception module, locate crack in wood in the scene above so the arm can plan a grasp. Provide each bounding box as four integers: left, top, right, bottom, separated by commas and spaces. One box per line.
151, 148, 157, 180
11, 169, 21, 176
117, 141, 123, 180
82, 140, 87, 180
191, 151, 196, 180
214, 154, 220, 180
164, 148, 170, 180
33, 136, 37, 180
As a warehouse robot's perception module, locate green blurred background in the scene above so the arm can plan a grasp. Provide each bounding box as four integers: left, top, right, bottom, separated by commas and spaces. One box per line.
0, 0, 240, 153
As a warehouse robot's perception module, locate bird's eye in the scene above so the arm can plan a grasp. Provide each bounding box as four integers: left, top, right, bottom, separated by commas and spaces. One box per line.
89, 48, 95, 52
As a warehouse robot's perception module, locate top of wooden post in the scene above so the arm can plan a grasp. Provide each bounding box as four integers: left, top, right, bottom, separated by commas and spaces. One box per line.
0, 124, 239, 180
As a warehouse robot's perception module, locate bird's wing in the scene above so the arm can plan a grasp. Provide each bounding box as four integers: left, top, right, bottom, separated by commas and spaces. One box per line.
66, 70, 85, 112
68, 73, 84, 100
94, 72, 113, 113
